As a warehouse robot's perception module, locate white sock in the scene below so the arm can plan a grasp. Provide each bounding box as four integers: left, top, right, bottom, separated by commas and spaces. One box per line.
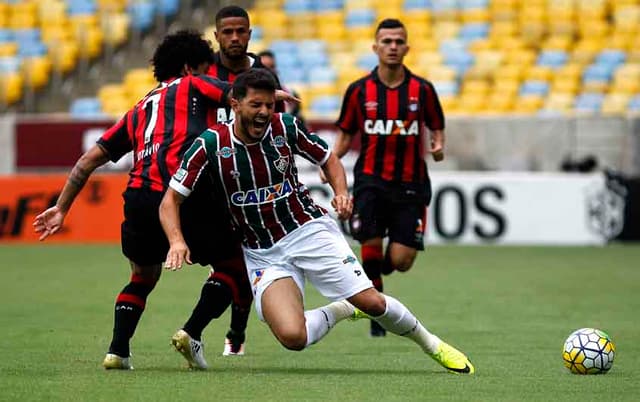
304, 301, 354, 347
372, 295, 441, 354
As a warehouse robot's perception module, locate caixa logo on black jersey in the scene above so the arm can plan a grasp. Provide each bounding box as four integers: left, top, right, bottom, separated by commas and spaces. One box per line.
364, 119, 419, 136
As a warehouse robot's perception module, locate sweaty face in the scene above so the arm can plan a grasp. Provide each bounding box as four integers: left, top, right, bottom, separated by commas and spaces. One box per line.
373, 27, 409, 66
215, 17, 251, 60
232, 88, 275, 143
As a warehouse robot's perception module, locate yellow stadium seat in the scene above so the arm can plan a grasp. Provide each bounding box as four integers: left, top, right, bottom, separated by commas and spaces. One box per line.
22, 56, 52, 90
467, 39, 493, 52
432, 22, 460, 41
493, 65, 524, 81
490, 0, 517, 21
98, 84, 127, 104
456, 93, 485, 114
504, 49, 536, 65
424, 66, 457, 81
570, 40, 602, 64
461, 8, 490, 23
554, 63, 584, 80
543, 92, 574, 113
542, 36, 573, 51
601, 93, 631, 115
549, 20, 577, 36
344, 0, 375, 10
415, 51, 443, 68
124, 68, 155, 89
102, 13, 130, 47
490, 21, 517, 38
101, 96, 131, 118
512, 95, 544, 114
0, 72, 23, 105
581, 80, 608, 93
9, 11, 38, 29
461, 79, 490, 96
613, 63, 640, 83
577, 19, 609, 37
628, 49, 640, 63
410, 37, 438, 52
606, 33, 635, 50
97, 0, 127, 13
519, 22, 546, 46
347, 27, 375, 42
49, 40, 78, 74
76, 26, 104, 59
404, 10, 431, 25
610, 79, 640, 94
42, 24, 74, 44
485, 93, 515, 114
493, 79, 520, 96
438, 95, 457, 113
551, 78, 580, 94
497, 37, 527, 52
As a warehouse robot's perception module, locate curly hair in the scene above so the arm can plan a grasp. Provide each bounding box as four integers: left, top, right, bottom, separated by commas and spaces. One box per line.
151, 30, 214, 82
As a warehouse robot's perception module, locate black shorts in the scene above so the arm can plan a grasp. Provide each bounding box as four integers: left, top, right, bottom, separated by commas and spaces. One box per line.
349, 182, 430, 250
121, 181, 241, 266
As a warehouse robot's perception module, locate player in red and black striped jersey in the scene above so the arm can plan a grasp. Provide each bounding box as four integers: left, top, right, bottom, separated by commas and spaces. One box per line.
33, 31, 256, 370
333, 19, 446, 337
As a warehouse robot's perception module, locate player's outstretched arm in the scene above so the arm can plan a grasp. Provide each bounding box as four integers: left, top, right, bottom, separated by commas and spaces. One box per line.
321, 153, 353, 220
33, 145, 110, 241
159, 188, 192, 270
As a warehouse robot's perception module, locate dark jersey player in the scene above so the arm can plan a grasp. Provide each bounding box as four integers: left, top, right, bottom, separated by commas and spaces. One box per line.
332, 19, 446, 337
32, 31, 295, 370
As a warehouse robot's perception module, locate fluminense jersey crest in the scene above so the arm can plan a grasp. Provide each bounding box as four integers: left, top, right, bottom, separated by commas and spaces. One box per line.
170, 113, 331, 249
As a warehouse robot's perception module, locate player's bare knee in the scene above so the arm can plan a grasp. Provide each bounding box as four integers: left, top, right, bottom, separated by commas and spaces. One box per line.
276, 329, 307, 351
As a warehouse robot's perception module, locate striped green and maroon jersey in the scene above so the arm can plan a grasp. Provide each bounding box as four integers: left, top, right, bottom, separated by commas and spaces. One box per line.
170, 113, 329, 249
336, 66, 444, 187
97, 74, 230, 193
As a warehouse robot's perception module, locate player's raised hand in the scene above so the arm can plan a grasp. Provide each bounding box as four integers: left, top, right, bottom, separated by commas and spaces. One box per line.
331, 194, 353, 220
275, 89, 301, 104
164, 241, 192, 271
33, 206, 66, 241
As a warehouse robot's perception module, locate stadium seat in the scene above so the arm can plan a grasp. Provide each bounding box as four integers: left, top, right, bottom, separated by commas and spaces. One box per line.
520, 80, 549, 97
601, 93, 630, 115
127, 1, 155, 31
628, 95, 640, 113
433, 80, 459, 96
537, 50, 568, 68
574, 93, 604, 114
0, 71, 23, 104
309, 95, 341, 118
69, 97, 103, 118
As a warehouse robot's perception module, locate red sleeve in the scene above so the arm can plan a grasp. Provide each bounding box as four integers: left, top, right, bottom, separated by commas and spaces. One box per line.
422, 81, 445, 131
335, 82, 361, 134
96, 111, 133, 162
191, 75, 231, 104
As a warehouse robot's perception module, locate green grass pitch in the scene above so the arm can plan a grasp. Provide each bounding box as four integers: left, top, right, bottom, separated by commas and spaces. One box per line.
1, 244, 639, 401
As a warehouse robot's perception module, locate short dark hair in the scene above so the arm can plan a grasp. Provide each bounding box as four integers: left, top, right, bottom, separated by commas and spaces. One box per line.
151, 30, 214, 82
257, 50, 275, 59
215, 5, 250, 25
232, 69, 276, 100
375, 18, 406, 35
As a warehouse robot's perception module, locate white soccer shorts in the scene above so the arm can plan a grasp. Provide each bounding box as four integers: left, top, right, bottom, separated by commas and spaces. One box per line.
243, 215, 373, 321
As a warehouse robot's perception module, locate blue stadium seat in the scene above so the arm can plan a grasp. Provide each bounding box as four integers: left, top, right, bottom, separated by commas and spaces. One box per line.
440, 39, 468, 56
433, 80, 459, 96
157, 0, 180, 16
595, 50, 626, 67
310, 95, 341, 115
67, 0, 97, 15
127, 1, 156, 31
345, 9, 376, 27
356, 53, 378, 70
520, 80, 549, 96
13, 29, 41, 43
18, 41, 47, 57
274, 52, 300, 69
298, 40, 326, 54
70, 97, 104, 118
313, 0, 343, 11
279, 67, 306, 85
404, 0, 433, 10
628, 95, 640, 113
300, 52, 329, 69
252, 26, 264, 41
461, 0, 488, 8
582, 64, 614, 82
284, 0, 313, 14
307, 67, 337, 84
0, 29, 13, 43
537, 50, 568, 68
458, 23, 489, 41
574, 93, 604, 113
0, 56, 21, 73
432, 0, 459, 12
271, 40, 298, 55
443, 52, 474, 75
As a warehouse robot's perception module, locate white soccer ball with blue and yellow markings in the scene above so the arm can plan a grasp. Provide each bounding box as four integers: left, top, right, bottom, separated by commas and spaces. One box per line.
562, 328, 615, 374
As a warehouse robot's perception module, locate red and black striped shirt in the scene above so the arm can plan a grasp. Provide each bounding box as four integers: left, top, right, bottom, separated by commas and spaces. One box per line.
206, 52, 285, 125
336, 66, 444, 187
97, 74, 230, 192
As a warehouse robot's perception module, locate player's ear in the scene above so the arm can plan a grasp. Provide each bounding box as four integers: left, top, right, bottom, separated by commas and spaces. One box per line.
248, 28, 252, 39
230, 97, 240, 110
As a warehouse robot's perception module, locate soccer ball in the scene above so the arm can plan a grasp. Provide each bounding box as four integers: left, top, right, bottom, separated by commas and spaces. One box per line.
562, 328, 615, 374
